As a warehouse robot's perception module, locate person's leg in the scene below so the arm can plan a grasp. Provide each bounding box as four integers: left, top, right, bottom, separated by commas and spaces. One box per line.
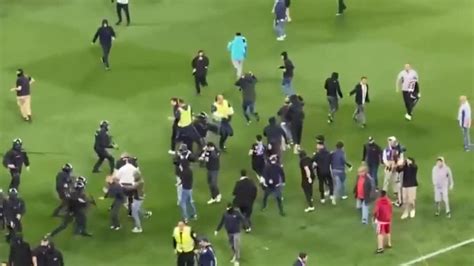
462, 127, 471, 150
443, 188, 450, 214
262, 188, 270, 209
286, 8, 291, 21
280, 122, 293, 143
340, 171, 347, 197
249, 102, 259, 121
50, 214, 73, 237
361, 200, 369, 223
194, 75, 201, 95
131, 200, 142, 229
281, 77, 289, 95
242, 101, 251, 123
326, 175, 334, 196
52, 196, 67, 217
377, 234, 384, 250
318, 177, 325, 200
233, 233, 241, 262
382, 169, 391, 192
401, 187, 409, 218
101, 45, 111, 68
402, 92, 411, 115
369, 164, 379, 189
116, 3, 123, 24
104, 151, 115, 175
180, 189, 190, 220
188, 189, 197, 217
24, 95, 32, 118
359, 105, 366, 125
110, 202, 121, 227
211, 170, 220, 199
16, 97, 26, 119
124, 4, 131, 24
302, 183, 313, 207
275, 188, 285, 215
9, 171, 20, 190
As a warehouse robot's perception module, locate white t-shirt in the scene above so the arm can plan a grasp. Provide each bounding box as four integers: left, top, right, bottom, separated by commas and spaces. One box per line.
397, 69, 418, 92
117, 0, 129, 4
361, 83, 368, 105
115, 163, 138, 185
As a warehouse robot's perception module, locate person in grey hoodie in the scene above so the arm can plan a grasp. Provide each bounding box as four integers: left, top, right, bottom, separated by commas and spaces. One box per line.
432, 157, 454, 218
273, 0, 287, 41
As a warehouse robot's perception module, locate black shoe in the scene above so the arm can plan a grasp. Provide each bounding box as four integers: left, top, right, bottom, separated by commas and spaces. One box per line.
375, 248, 384, 254
27, 115, 32, 123
80, 232, 93, 237
115, 21, 121, 25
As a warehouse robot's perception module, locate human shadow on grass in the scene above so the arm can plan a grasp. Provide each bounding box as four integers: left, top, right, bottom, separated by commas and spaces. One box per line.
22, 43, 190, 99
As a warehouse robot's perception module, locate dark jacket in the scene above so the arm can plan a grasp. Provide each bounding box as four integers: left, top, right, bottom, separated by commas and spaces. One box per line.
16, 75, 32, 96
9, 237, 33, 266
174, 150, 196, 189
401, 162, 418, 187
191, 55, 209, 76
349, 83, 370, 105
263, 163, 285, 188
286, 97, 304, 123
55, 171, 73, 195
235, 73, 257, 102
324, 72, 343, 98
362, 142, 382, 165
3, 148, 30, 173
313, 148, 332, 175
200, 149, 220, 171
353, 175, 375, 203
280, 58, 294, 78
274, 0, 286, 21
92, 25, 116, 46
4, 196, 26, 222
216, 209, 247, 234
263, 119, 287, 144
94, 128, 114, 150
232, 177, 257, 206
198, 245, 217, 266
277, 104, 290, 122
45, 247, 64, 266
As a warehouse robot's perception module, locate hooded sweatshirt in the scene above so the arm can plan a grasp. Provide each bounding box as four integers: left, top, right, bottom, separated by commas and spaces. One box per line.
432, 164, 453, 189
374, 196, 392, 223
324, 72, 343, 98
227, 35, 247, 61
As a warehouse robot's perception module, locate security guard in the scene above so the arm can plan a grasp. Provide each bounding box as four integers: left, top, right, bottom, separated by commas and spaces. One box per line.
49, 179, 93, 237
8, 235, 32, 266
261, 155, 285, 216
92, 120, 118, 174
175, 99, 203, 152
2, 138, 30, 190
4, 188, 26, 242
211, 94, 235, 151
172, 221, 197, 266
52, 163, 74, 217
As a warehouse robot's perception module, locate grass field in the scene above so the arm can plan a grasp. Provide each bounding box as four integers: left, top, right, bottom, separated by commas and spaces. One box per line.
0, 0, 473, 265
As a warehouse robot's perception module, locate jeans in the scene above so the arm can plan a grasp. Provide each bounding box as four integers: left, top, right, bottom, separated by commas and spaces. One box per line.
368, 164, 379, 188
242, 100, 259, 122
327, 96, 339, 116
353, 104, 366, 125
332, 169, 346, 198
462, 127, 471, 150
131, 199, 144, 228
274, 19, 286, 37
101, 44, 111, 68
280, 122, 293, 143
180, 189, 197, 220
262, 187, 284, 214
356, 199, 369, 223
282, 77, 295, 96
207, 170, 220, 198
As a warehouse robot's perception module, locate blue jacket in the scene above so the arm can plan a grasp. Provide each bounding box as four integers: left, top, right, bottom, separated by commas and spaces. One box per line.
216, 209, 247, 234
227, 36, 247, 61
331, 149, 351, 171
198, 246, 217, 266
274, 0, 286, 21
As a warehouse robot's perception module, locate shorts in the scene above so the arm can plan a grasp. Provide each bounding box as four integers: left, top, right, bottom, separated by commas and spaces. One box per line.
376, 223, 391, 235
402, 186, 417, 204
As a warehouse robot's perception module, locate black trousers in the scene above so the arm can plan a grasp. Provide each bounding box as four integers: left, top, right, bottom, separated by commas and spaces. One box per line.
239, 204, 253, 227
93, 148, 115, 174
52, 192, 67, 217
170, 124, 178, 151
291, 121, 303, 145
193, 74, 207, 94
338, 0, 346, 13
302, 182, 314, 207
101, 44, 111, 68
318, 174, 333, 199
402, 91, 418, 115
110, 201, 122, 227
6, 218, 22, 242
116, 3, 130, 24
177, 251, 195, 266
9, 170, 21, 190
50, 210, 87, 237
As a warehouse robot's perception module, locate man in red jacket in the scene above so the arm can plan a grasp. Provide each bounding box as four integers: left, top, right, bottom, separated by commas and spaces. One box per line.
373, 190, 393, 254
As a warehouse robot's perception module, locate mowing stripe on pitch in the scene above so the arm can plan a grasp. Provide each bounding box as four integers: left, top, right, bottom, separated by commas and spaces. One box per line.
400, 238, 474, 266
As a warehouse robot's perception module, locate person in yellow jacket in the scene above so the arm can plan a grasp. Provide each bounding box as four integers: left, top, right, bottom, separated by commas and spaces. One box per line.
211, 95, 234, 151
174, 99, 204, 153
172, 221, 197, 266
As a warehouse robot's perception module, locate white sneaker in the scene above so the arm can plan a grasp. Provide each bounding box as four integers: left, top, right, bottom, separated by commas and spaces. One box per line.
132, 227, 143, 233
401, 212, 409, 220
234, 262, 240, 266
320, 199, 326, 204
293, 145, 300, 154
207, 198, 216, 205
276, 36, 285, 41
168, 150, 176, 155
409, 209, 416, 218
216, 194, 222, 203
341, 195, 348, 200
282, 34, 287, 39
304, 207, 315, 213
230, 256, 236, 263
405, 114, 412, 121
324, 190, 329, 197
336, 13, 342, 16
331, 196, 336, 205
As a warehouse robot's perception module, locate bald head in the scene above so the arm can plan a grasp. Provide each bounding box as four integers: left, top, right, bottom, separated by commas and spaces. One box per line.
404, 64, 411, 71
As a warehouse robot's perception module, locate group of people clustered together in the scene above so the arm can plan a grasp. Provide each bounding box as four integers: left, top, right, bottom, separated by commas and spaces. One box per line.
3, 0, 473, 265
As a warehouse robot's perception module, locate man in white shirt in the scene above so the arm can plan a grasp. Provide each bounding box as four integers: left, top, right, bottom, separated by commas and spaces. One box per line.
396, 64, 419, 121
458, 95, 472, 151
113, 0, 130, 26
114, 157, 139, 214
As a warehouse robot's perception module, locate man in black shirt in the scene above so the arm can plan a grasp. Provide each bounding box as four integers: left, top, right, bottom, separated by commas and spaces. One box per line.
248, 135, 266, 181
52, 164, 74, 217
362, 136, 383, 189
92, 19, 116, 70
324, 72, 343, 124
232, 170, 257, 232
277, 97, 293, 145
299, 151, 315, 212
312, 141, 334, 204
286, 94, 304, 154
191, 50, 209, 95
279, 51, 295, 96
174, 144, 198, 223
8, 235, 32, 266
199, 142, 221, 204
104, 177, 125, 230
261, 155, 285, 216
10, 69, 35, 122
4, 188, 26, 243
263, 117, 287, 158
3, 138, 30, 190
235, 71, 260, 124
92, 120, 118, 174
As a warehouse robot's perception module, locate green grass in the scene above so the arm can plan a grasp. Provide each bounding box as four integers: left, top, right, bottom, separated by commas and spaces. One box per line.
0, 0, 473, 265
411, 243, 474, 266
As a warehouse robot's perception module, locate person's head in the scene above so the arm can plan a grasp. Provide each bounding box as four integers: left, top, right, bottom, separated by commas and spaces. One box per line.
8, 188, 18, 199
16, 68, 24, 77
281, 51, 288, 60
289, 94, 298, 104
360, 76, 368, 85
380, 190, 387, 198
99, 120, 110, 131
240, 169, 247, 177
76, 176, 87, 185
216, 94, 224, 104
75, 180, 85, 191
404, 63, 411, 71
436, 156, 445, 167
235, 32, 242, 37
207, 142, 216, 151
177, 221, 186, 230
269, 154, 278, 164
336, 141, 344, 150
299, 150, 307, 159
407, 157, 415, 165
368, 136, 374, 144
62, 163, 73, 173
298, 252, 308, 262
357, 165, 368, 176
101, 19, 109, 27
256, 134, 263, 142
178, 98, 185, 106
268, 116, 276, 125
226, 202, 234, 213
40, 236, 50, 247
197, 50, 204, 57
331, 72, 339, 80
387, 136, 397, 147
199, 237, 211, 247
12, 138, 22, 151
315, 135, 325, 145
459, 95, 468, 105
170, 97, 178, 106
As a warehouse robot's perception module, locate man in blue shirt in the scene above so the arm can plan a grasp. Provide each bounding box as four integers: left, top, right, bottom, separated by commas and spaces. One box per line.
92, 19, 116, 70
227, 33, 247, 78
198, 237, 217, 266
261, 155, 285, 216
273, 0, 287, 41
330, 141, 352, 204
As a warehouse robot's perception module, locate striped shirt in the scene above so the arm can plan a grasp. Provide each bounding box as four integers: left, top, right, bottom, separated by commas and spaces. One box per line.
397, 69, 418, 92
458, 102, 471, 128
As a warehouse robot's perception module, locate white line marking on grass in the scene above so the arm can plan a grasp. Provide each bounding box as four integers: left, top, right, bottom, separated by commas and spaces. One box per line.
400, 238, 474, 266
